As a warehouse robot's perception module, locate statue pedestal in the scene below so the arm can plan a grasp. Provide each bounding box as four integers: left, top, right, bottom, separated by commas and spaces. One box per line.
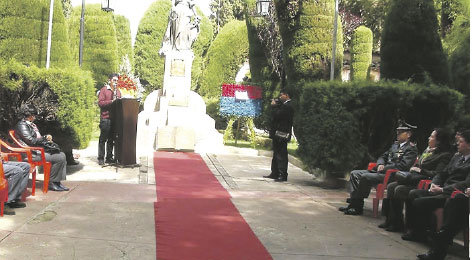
136, 50, 223, 159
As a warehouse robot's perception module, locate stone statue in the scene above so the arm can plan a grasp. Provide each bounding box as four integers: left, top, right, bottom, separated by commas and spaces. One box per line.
159, 0, 201, 55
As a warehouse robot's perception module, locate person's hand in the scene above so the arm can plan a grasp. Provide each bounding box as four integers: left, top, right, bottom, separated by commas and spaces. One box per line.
410, 166, 421, 173
429, 183, 443, 193
271, 99, 277, 106
377, 164, 385, 172
46, 135, 53, 142
466, 188, 470, 196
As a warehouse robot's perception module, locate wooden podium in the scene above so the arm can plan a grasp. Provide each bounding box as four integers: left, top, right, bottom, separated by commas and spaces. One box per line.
113, 98, 139, 166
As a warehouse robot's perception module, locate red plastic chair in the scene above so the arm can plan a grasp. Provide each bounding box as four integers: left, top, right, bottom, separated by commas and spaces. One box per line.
368, 162, 399, 217
7, 130, 51, 195
0, 161, 8, 216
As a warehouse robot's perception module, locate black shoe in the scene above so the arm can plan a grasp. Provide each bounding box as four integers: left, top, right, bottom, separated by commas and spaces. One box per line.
274, 177, 287, 182
67, 159, 79, 166
48, 182, 64, 192
339, 205, 351, 212
416, 250, 446, 260
105, 158, 115, 164
7, 201, 26, 208
56, 182, 69, 191
3, 207, 15, 215
263, 174, 278, 179
344, 208, 363, 215
401, 232, 427, 242
385, 225, 402, 232
378, 221, 389, 229
98, 159, 105, 166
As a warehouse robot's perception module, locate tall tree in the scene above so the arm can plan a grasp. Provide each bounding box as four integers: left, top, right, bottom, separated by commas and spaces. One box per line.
380, 0, 448, 84
0, 0, 72, 68
210, 0, 245, 32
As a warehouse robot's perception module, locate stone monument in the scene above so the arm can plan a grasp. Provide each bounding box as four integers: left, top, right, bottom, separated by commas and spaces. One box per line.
136, 0, 223, 158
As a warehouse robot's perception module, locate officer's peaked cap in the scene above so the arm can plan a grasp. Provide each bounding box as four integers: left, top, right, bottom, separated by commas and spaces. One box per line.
396, 120, 417, 131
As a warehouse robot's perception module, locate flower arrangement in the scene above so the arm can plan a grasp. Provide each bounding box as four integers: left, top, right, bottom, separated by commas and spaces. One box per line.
116, 74, 138, 98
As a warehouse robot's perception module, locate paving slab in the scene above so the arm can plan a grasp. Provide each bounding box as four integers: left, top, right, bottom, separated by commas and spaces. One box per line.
0, 232, 155, 260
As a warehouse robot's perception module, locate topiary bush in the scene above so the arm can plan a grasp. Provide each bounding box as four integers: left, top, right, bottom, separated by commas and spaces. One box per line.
380, 0, 449, 85
245, 1, 282, 131
191, 8, 214, 91
198, 20, 249, 98
0, 0, 72, 68
274, 0, 343, 97
0, 59, 96, 149
133, 0, 172, 95
113, 14, 134, 73
295, 80, 464, 176
350, 26, 373, 81
68, 4, 119, 90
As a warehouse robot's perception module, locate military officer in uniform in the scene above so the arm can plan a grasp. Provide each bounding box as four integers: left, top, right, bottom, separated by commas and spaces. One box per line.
339, 121, 418, 215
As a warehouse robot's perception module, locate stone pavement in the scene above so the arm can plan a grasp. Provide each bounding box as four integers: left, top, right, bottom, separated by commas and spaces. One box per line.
0, 141, 468, 259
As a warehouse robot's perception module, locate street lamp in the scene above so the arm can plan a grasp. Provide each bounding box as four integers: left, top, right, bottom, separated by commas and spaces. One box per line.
256, 0, 271, 16
46, 0, 55, 69
330, 0, 339, 80
101, 0, 114, 12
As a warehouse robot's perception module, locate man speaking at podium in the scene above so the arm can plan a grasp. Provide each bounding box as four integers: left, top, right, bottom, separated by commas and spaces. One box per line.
97, 74, 121, 165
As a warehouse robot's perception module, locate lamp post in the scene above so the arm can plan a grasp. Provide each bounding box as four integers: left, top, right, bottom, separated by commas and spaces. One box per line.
79, 0, 114, 66
101, 0, 114, 12
256, 0, 271, 16
330, 0, 339, 80
46, 0, 55, 69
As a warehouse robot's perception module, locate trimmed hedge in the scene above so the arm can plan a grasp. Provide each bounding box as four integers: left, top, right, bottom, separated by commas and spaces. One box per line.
198, 20, 249, 98
350, 26, 373, 81
191, 8, 214, 91
380, 0, 448, 85
274, 0, 343, 96
294, 80, 464, 176
113, 15, 134, 73
68, 4, 119, 89
133, 0, 172, 95
0, 0, 72, 68
0, 59, 96, 149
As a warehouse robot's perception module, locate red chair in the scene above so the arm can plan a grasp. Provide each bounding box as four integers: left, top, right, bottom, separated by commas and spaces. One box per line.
7, 130, 51, 195
0, 161, 8, 216
368, 162, 399, 217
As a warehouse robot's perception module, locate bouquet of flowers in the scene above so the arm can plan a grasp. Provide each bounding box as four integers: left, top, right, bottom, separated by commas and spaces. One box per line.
116, 74, 138, 98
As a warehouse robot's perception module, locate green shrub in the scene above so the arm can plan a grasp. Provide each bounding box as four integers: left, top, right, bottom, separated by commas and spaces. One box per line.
191, 8, 214, 91
0, 0, 72, 68
380, 0, 448, 84
350, 26, 373, 80
0, 59, 96, 149
113, 15, 134, 73
444, 0, 469, 110
198, 20, 249, 98
133, 0, 172, 95
274, 0, 343, 96
245, 5, 282, 130
68, 4, 119, 89
295, 80, 464, 176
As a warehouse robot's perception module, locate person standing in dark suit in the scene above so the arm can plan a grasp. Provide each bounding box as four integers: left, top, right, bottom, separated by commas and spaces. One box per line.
339, 121, 418, 215
97, 74, 121, 166
402, 130, 469, 242
263, 91, 294, 182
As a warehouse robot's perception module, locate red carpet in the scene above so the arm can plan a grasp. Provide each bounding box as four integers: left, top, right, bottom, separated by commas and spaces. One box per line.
154, 151, 272, 260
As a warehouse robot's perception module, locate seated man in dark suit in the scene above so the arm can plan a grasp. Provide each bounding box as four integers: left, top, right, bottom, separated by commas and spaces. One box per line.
417, 188, 469, 260
403, 130, 469, 242
2, 160, 30, 215
339, 121, 418, 215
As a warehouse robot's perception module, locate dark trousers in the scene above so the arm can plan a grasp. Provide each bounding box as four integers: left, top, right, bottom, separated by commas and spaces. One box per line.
408, 189, 448, 234
98, 118, 115, 160
271, 138, 288, 179
349, 170, 384, 199
384, 182, 415, 227
442, 196, 469, 235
